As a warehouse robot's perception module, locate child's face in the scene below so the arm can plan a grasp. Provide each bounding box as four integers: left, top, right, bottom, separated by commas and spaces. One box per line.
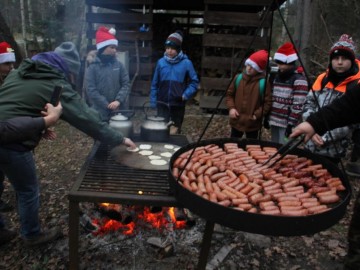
331, 56, 352, 73
0, 62, 14, 75
245, 65, 259, 76
276, 62, 294, 73
102, 45, 117, 56
165, 47, 178, 59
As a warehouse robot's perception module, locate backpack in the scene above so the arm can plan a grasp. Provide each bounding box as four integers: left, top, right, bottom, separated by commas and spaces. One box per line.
234, 73, 266, 102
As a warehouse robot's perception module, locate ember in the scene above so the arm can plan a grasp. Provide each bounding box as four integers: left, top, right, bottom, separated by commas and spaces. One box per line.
91, 205, 187, 235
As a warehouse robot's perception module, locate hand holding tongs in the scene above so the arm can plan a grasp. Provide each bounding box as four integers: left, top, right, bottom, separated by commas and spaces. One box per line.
262, 134, 305, 167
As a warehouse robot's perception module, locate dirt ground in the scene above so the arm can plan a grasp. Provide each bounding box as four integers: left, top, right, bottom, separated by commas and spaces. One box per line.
0, 103, 359, 270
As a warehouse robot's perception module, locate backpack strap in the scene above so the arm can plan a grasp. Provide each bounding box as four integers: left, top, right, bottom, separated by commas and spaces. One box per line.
234, 73, 266, 101
259, 78, 265, 102
234, 73, 243, 89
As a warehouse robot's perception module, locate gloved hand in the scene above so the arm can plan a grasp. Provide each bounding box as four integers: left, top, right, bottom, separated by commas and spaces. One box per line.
285, 124, 293, 138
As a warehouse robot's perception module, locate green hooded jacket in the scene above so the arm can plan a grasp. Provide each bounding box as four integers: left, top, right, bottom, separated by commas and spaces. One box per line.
0, 59, 124, 149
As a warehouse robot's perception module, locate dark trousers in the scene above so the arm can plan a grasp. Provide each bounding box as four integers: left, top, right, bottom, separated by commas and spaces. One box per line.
345, 190, 360, 270
230, 128, 259, 139
158, 104, 185, 131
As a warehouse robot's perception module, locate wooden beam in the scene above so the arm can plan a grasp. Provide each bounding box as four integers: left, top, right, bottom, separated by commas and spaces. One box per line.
204, 11, 271, 27
202, 33, 268, 49
86, 13, 153, 24
86, 29, 153, 41
201, 56, 243, 70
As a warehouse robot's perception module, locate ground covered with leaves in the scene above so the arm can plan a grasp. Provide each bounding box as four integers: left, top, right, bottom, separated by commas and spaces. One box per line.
0, 104, 359, 270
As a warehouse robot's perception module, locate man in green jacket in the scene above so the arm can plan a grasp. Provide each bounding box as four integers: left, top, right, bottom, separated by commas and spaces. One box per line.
0, 42, 136, 246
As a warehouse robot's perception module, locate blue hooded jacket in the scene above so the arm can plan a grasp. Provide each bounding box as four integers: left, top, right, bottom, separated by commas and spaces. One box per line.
150, 52, 199, 107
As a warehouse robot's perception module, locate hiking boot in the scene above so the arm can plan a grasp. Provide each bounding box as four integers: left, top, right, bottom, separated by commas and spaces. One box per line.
22, 227, 63, 247
0, 228, 17, 246
0, 200, 14, 212
346, 161, 360, 178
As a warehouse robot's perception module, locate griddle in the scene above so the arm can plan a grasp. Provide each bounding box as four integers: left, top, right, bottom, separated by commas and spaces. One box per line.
110, 142, 180, 170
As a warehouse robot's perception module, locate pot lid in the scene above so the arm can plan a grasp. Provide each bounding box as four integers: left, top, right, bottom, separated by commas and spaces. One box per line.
147, 116, 165, 122
111, 113, 128, 121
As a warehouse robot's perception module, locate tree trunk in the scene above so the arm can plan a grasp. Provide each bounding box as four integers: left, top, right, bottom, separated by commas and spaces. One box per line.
20, 0, 27, 57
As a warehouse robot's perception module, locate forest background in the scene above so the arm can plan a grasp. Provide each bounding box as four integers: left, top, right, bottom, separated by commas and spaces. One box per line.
1, 0, 360, 83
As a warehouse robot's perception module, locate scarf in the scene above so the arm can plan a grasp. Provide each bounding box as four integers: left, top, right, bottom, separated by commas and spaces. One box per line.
164, 51, 184, 64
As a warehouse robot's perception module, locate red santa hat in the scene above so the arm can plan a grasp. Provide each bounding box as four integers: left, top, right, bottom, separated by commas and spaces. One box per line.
95, 26, 118, 50
0, 42, 16, 64
244, 50, 268, 73
274, 42, 298, 64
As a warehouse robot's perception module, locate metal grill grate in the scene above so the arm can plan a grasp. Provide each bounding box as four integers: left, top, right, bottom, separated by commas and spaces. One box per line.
69, 135, 189, 206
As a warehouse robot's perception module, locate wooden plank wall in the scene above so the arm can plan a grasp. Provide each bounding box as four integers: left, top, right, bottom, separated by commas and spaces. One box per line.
199, 0, 273, 110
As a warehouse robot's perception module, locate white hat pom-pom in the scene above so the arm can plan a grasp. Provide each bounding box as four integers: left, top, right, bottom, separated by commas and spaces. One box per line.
108, 28, 116, 35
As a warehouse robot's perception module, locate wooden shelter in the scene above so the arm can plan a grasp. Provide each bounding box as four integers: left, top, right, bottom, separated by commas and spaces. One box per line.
85, 0, 284, 109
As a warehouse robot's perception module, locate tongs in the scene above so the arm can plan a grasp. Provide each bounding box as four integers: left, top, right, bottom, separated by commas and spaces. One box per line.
262, 134, 305, 167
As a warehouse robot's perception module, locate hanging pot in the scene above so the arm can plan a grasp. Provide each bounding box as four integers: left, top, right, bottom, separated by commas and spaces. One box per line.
140, 101, 174, 142
109, 110, 134, 138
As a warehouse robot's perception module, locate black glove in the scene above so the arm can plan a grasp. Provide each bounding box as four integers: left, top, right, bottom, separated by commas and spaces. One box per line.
263, 114, 270, 130
285, 124, 293, 138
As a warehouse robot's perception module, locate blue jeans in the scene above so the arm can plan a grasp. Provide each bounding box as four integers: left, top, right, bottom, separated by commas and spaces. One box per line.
0, 147, 40, 238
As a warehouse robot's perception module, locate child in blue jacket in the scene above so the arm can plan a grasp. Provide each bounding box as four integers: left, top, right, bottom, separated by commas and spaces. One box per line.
150, 31, 199, 134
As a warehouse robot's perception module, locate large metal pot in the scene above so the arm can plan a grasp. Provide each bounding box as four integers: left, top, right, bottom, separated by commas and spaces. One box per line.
140, 101, 174, 142
109, 110, 134, 138
168, 138, 351, 236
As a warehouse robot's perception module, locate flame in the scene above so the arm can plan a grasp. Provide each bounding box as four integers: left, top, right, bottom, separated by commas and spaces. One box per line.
92, 206, 187, 235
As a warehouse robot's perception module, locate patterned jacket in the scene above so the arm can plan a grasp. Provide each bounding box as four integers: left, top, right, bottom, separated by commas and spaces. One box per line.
302, 60, 360, 158
269, 71, 308, 128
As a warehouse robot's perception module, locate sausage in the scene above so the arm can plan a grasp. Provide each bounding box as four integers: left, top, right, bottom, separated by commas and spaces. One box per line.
249, 193, 263, 204
214, 190, 228, 201
307, 205, 329, 214
259, 201, 275, 210
237, 203, 253, 211
277, 196, 299, 202
280, 209, 308, 216
282, 179, 300, 188
247, 187, 262, 196
260, 209, 281, 215
225, 169, 237, 179
248, 207, 258, 213
217, 199, 231, 207
209, 192, 218, 203
232, 198, 249, 205
302, 201, 320, 208
172, 167, 180, 178
264, 188, 283, 195
187, 170, 197, 181
283, 185, 304, 193
196, 164, 209, 175
182, 179, 192, 191
173, 157, 183, 168
262, 180, 276, 187
228, 178, 241, 188
222, 189, 238, 200
204, 166, 219, 176
239, 184, 253, 195
210, 172, 227, 182
239, 174, 249, 184
197, 182, 207, 194
296, 192, 312, 199
263, 183, 281, 191
190, 182, 198, 192
233, 182, 246, 191
278, 200, 302, 207
318, 194, 340, 204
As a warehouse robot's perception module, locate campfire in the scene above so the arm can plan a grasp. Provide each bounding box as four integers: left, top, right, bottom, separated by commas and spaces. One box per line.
83, 204, 194, 236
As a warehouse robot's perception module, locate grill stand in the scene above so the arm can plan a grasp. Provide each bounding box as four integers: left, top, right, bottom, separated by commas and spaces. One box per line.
197, 221, 215, 270
68, 135, 191, 269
